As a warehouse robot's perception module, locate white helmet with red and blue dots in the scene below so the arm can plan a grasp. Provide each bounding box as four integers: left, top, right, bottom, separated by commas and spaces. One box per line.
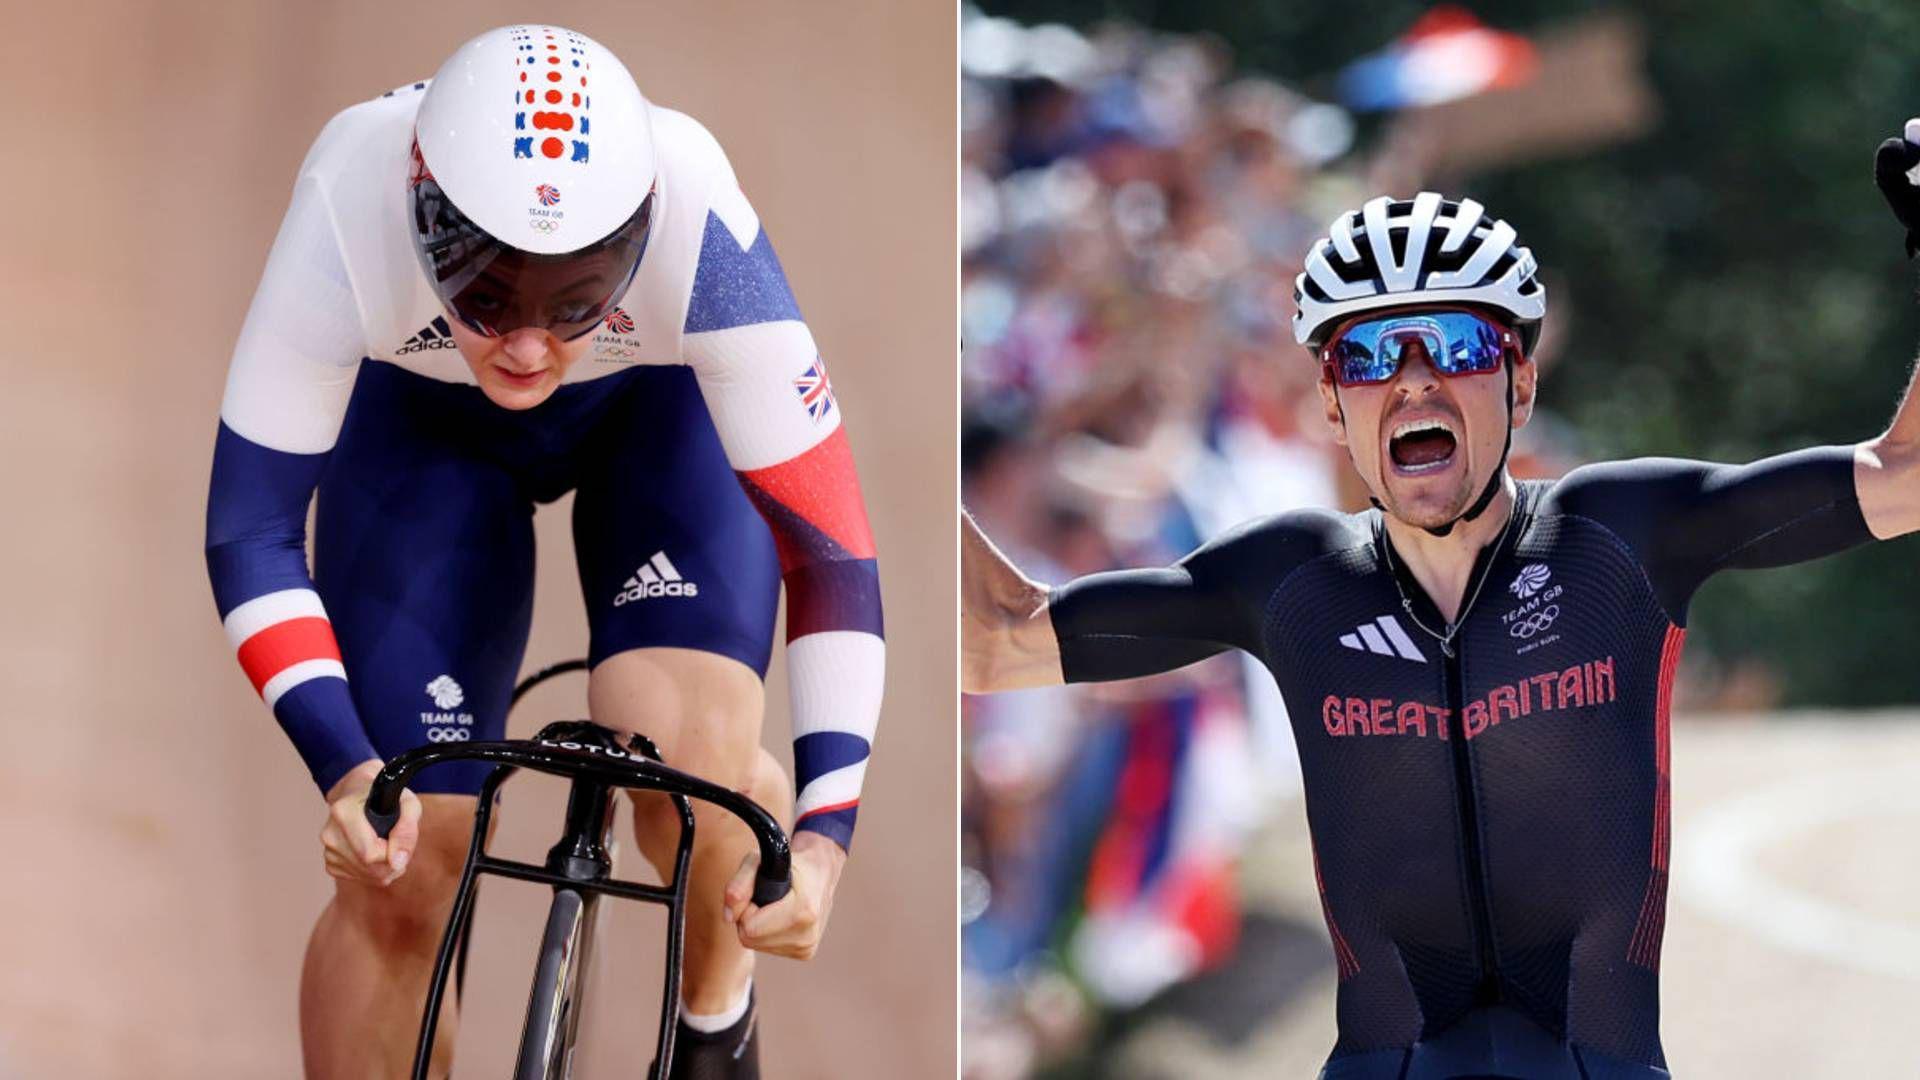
409, 24, 657, 340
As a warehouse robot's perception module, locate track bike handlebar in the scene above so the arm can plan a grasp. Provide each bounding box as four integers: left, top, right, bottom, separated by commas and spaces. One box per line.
363, 731, 792, 907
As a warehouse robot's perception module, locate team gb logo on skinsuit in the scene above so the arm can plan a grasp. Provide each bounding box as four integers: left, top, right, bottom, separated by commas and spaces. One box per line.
1510, 564, 1551, 599
426, 675, 465, 710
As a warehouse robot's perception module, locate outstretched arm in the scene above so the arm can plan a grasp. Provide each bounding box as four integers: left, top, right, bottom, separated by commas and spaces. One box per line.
967, 512, 1316, 691
961, 509, 1062, 693
1855, 357, 1920, 539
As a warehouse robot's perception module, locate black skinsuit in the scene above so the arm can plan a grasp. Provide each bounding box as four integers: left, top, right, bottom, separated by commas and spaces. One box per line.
1049, 447, 1872, 1079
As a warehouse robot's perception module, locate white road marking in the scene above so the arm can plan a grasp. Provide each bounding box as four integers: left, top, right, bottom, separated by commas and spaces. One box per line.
1677, 762, 1920, 983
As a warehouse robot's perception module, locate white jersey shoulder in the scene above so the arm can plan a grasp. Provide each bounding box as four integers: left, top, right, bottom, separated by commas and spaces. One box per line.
581, 105, 754, 373
294, 84, 746, 382
222, 83, 775, 455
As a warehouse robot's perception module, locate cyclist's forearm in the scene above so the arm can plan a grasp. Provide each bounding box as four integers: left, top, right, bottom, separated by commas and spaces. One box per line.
206, 423, 374, 791
781, 624, 884, 855
1048, 567, 1235, 683
960, 509, 1062, 692
207, 558, 376, 791
723, 424, 883, 855
1857, 354, 1920, 538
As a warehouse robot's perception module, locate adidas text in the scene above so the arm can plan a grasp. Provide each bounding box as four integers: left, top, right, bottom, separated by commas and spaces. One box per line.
613, 551, 698, 606
398, 317, 458, 356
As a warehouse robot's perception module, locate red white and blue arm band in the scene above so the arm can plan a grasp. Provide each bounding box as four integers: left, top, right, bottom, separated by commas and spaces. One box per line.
206, 172, 373, 793
683, 186, 884, 855
206, 427, 374, 792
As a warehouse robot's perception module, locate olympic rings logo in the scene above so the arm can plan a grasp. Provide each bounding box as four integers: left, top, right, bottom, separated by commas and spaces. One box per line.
598, 344, 639, 361
426, 727, 472, 742
527, 218, 562, 234
1508, 605, 1561, 639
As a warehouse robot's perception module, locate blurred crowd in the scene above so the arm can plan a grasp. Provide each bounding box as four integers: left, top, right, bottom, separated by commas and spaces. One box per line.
958, 9, 1595, 1076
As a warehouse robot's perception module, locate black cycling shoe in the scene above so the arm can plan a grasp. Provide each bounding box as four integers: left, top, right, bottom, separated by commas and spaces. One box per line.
657, 989, 761, 1080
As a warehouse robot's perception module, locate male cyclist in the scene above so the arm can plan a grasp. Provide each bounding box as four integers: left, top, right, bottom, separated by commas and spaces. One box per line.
205, 25, 883, 1079
964, 168, 1920, 1074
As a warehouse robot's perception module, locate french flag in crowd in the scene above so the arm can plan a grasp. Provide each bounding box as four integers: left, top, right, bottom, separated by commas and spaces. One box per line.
1067, 691, 1257, 1008
1338, 6, 1539, 112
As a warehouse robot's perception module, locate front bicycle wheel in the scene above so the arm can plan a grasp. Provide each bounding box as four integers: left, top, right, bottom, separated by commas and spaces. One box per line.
514, 886, 603, 1079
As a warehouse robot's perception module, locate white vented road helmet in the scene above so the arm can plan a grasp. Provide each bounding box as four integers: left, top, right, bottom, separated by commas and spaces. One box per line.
410, 24, 657, 339
1292, 192, 1545, 352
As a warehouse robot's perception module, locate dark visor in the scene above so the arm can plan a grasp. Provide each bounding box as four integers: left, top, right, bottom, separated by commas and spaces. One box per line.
409, 177, 653, 342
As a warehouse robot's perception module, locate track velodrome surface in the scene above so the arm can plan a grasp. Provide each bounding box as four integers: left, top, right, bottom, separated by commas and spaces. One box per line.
0, 3, 955, 1076
1077, 712, 1920, 1079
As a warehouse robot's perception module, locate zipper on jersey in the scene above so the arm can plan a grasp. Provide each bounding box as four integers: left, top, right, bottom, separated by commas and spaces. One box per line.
1377, 508, 1521, 1005
1443, 642, 1502, 1003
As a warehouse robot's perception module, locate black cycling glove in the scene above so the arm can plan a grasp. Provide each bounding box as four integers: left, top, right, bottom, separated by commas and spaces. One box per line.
1873, 120, 1920, 258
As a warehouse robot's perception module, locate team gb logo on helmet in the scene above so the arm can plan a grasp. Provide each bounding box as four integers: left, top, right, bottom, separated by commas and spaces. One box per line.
511, 26, 593, 163
535, 184, 561, 206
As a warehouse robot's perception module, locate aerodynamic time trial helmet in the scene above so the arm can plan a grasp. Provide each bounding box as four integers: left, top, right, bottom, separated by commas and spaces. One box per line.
409, 24, 657, 341
1292, 192, 1545, 354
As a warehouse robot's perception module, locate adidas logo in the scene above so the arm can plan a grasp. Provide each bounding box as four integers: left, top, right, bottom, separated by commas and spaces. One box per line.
614, 551, 699, 606
1338, 615, 1427, 663
397, 315, 458, 355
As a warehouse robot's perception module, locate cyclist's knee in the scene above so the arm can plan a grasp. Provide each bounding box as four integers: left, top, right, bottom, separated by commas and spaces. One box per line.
589, 647, 764, 790
748, 746, 793, 819
631, 745, 789, 836
331, 796, 474, 954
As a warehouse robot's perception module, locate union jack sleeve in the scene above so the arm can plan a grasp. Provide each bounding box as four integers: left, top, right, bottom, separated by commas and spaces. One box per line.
681, 164, 884, 854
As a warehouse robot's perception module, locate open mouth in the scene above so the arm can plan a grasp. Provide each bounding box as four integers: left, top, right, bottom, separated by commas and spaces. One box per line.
1388, 417, 1459, 474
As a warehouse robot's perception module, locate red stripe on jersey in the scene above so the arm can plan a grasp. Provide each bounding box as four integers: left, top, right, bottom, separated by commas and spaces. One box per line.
1629, 622, 1686, 970
1313, 841, 1361, 980
1652, 624, 1685, 869
237, 616, 342, 695
797, 798, 860, 821
736, 428, 876, 567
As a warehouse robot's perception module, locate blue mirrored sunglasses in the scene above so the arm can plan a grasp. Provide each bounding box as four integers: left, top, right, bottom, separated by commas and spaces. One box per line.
1322, 309, 1515, 386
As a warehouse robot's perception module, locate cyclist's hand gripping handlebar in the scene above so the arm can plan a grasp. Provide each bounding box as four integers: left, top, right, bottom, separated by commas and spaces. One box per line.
360, 735, 792, 904
365, 784, 403, 840
750, 857, 791, 907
